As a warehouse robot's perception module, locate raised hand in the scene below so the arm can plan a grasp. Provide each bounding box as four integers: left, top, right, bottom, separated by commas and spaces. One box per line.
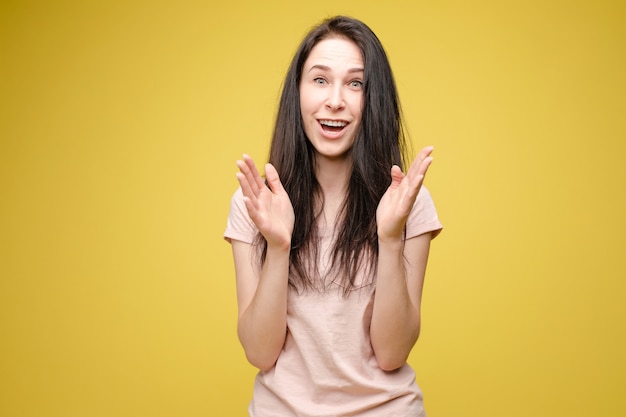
376, 146, 434, 242
236, 154, 295, 250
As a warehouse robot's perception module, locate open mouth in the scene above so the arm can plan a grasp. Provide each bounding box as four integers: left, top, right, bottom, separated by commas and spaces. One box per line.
319, 119, 348, 133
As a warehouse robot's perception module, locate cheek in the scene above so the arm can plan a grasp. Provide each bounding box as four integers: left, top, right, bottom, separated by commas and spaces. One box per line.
299, 90, 314, 117
352, 105, 363, 125
349, 94, 364, 120
300, 84, 328, 111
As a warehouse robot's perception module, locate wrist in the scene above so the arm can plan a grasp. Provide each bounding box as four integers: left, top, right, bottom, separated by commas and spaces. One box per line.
266, 240, 292, 254
377, 235, 403, 250
376, 222, 405, 246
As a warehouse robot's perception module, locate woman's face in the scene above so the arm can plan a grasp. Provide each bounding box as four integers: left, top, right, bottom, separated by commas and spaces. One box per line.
299, 37, 364, 162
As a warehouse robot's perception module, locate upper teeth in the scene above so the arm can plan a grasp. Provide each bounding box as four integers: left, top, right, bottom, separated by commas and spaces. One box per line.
320, 120, 347, 127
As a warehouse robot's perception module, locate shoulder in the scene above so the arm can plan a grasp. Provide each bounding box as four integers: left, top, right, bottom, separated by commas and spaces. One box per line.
224, 187, 258, 244
406, 186, 443, 240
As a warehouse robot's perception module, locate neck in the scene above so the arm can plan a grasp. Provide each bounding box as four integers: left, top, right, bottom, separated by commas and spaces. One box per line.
314, 154, 352, 227
314, 154, 351, 196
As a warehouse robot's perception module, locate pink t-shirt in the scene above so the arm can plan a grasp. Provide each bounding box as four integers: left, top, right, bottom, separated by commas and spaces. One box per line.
225, 186, 442, 417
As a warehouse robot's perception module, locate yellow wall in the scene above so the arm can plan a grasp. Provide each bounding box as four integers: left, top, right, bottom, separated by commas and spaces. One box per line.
1, 1, 624, 416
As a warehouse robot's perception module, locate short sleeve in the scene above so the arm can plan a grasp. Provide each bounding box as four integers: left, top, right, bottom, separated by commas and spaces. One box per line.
224, 187, 258, 244
405, 185, 443, 240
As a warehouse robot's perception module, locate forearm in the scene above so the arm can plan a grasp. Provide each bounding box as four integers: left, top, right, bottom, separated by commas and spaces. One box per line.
370, 239, 421, 371
238, 245, 290, 370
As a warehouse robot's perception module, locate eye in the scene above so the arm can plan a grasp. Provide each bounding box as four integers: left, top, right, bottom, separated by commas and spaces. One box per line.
349, 80, 363, 89
314, 77, 327, 85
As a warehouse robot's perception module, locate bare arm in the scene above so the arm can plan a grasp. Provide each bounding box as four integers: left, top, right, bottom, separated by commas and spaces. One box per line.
232, 155, 294, 371
370, 233, 431, 371
370, 146, 434, 371
233, 240, 290, 371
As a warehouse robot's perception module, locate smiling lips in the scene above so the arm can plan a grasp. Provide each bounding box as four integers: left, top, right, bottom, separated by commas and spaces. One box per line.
319, 119, 348, 136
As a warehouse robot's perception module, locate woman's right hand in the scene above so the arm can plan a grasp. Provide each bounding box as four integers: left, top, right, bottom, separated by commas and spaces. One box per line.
236, 154, 294, 250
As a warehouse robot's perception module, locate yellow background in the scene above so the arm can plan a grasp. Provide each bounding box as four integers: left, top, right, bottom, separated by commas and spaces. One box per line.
1, 0, 625, 416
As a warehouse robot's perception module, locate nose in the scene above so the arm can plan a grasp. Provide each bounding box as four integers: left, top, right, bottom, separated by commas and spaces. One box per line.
326, 85, 345, 111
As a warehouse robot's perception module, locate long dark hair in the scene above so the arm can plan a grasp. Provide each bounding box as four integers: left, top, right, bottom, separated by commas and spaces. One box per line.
257, 16, 409, 293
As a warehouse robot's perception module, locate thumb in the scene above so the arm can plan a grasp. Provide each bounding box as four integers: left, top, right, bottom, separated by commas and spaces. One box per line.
389, 165, 404, 189
265, 163, 286, 194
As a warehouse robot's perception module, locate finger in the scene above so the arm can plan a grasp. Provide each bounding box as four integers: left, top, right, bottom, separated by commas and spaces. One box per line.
418, 145, 434, 159
389, 165, 404, 190
401, 171, 424, 204
265, 163, 287, 195
403, 151, 433, 202
237, 156, 259, 195
416, 155, 433, 178
237, 160, 259, 195
236, 171, 260, 212
236, 160, 260, 199
405, 146, 434, 181
243, 154, 267, 192
406, 162, 428, 196
241, 195, 262, 224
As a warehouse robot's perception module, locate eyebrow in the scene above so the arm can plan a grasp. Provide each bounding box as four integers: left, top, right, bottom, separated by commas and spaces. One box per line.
307, 64, 364, 74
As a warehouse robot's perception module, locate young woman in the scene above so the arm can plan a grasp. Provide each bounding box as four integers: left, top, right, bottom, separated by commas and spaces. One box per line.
224, 16, 442, 417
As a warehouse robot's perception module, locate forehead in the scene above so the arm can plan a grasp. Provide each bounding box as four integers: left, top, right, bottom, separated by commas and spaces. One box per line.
303, 37, 363, 70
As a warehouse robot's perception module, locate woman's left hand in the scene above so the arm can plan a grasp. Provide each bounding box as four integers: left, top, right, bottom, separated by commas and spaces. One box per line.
376, 146, 434, 242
